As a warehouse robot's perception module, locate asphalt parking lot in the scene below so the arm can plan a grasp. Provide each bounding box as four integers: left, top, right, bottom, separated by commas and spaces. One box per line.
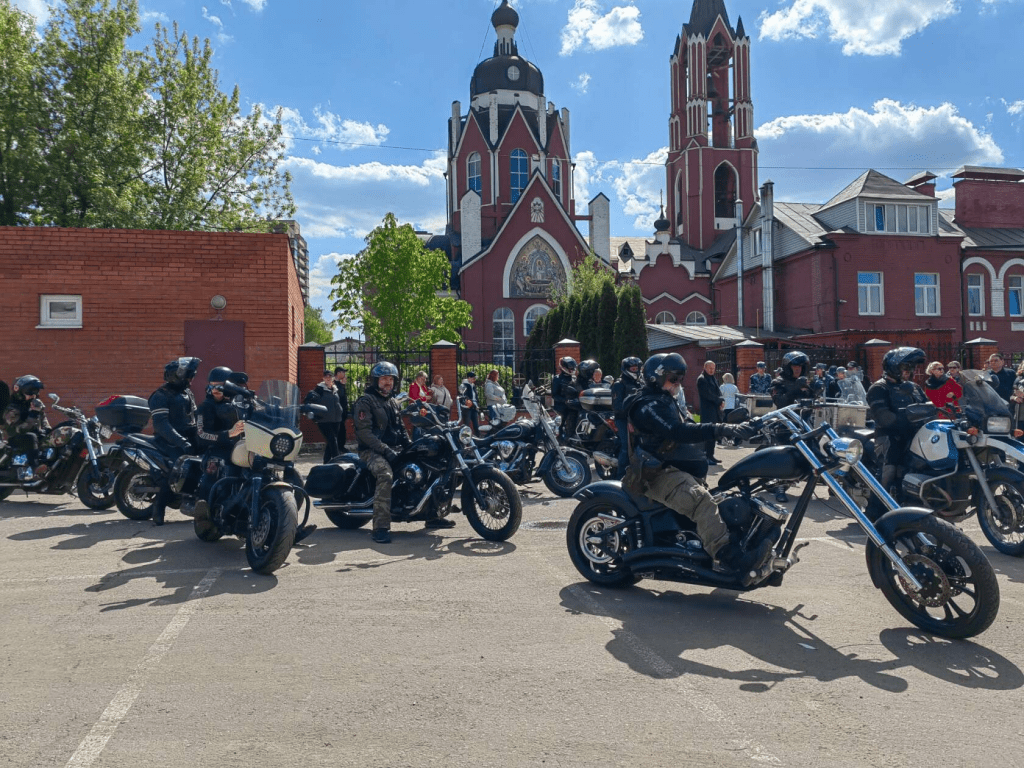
2, 446, 1024, 768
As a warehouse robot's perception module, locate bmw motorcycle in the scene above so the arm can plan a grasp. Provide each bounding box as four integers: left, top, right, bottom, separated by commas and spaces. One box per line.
189, 380, 320, 574
308, 398, 523, 541
473, 382, 591, 497
0, 392, 115, 509
564, 386, 621, 480
566, 403, 1000, 639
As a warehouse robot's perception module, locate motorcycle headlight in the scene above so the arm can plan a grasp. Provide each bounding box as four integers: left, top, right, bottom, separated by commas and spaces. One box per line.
459, 426, 474, 447
986, 416, 1011, 434
827, 436, 863, 466
496, 440, 515, 460
270, 433, 295, 458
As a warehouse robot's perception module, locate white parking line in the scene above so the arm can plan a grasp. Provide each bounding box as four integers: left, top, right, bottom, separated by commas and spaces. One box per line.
64, 569, 221, 768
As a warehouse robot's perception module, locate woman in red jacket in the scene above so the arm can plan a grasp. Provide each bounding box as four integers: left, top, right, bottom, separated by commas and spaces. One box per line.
924, 361, 962, 410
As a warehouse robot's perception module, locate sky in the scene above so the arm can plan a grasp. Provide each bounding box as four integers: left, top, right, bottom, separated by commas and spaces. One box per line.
14, 0, 1024, 324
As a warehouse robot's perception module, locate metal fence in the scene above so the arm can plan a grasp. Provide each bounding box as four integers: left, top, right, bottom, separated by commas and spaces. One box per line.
323, 344, 432, 401
457, 345, 556, 395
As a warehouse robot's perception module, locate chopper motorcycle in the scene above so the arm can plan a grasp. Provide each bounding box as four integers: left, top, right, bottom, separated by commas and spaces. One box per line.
566, 403, 1000, 639
473, 382, 591, 497
307, 397, 523, 541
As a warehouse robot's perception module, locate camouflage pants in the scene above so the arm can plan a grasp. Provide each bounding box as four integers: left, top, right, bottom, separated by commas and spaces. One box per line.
642, 467, 731, 557
360, 450, 394, 531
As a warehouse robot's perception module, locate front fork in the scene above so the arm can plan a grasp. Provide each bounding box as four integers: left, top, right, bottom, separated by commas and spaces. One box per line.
249, 475, 263, 530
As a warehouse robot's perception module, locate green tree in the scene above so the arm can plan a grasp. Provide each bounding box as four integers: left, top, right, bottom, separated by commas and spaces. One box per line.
614, 285, 648, 365
0, 1, 43, 226
138, 22, 294, 230
564, 293, 582, 343
544, 303, 563, 348
597, 280, 618, 372
330, 213, 473, 350
304, 305, 334, 345
579, 291, 600, 362
551, 249, 614, 307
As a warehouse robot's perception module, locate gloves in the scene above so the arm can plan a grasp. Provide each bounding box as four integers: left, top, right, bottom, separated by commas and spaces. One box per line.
383, 447, 399, 463
795, 376, 808, 389
716, 422, 758, 442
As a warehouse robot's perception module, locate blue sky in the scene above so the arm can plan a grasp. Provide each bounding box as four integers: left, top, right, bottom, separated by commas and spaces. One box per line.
16, 0, 1024, 324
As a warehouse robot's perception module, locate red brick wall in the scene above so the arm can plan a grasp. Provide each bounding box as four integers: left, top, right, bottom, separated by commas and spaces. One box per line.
0, 227, 302, 415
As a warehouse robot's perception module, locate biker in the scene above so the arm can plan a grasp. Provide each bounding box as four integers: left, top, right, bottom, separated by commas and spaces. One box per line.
551, 357, 578, 439
865, 347, 932, 522
768, 351, 814, 502
576, 359, 600, 392
1, 375, 50, 480
624, 353, 771, 585
611, 357, 643, 479
193, 366, 245, 522
749, 361, 772, 396
148, 357, 201, 525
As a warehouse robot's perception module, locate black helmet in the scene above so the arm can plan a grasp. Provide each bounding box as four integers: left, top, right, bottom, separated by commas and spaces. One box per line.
369, 361, 400, 393
13, 375, 43, 399
164, 357, 201, 389
883, 347, 926, 381
227, 371, 249, 387
620, 356, 643, 382
208, 366, 233, 384
643, 353, 686, 388
781, 351, 809, 379
577, 359, 600, 386
559, 356, 578, 375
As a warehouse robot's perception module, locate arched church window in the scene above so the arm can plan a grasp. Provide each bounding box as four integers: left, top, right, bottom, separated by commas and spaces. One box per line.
685, 311, 708, 326
551, 160, 561, 202
467, 152, 481, 193
493, 307, 515, 366
510, 149, 528, 203
655, 311, 676, 325
524, 304, 549, 338
714, 163, 737, 219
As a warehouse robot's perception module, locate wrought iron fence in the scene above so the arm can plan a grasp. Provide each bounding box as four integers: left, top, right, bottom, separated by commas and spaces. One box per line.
324, 344, 432, 401
704, 346, 737, 380
457, 345, 556, 395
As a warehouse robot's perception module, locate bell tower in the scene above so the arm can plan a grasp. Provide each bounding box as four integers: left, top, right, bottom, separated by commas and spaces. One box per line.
665, 0, 757, 251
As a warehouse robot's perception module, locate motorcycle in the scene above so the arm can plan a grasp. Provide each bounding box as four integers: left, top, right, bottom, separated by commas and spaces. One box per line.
307, 396, 523, 541
473, 382, 591, 497
566, 403, 1000, 639
190, 380, 321, 574
564, 386, 620, 480
0, 392, 115, 509
842, 370, 1024, 557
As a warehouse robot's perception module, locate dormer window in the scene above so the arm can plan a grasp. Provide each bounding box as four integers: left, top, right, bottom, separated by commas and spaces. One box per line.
866, 202, 931, 234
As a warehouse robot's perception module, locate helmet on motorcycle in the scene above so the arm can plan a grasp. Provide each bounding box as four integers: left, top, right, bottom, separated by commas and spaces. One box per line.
164, 357, 201, 389
883, 347, 926, 381
227, 371, 249, 387
781, 351, 809, 379
369, 361, 400, 393
577, 359, 600, 387
559, 357, 578, 375
620, 356, 643, 382
12, 375, 43, 399
208, 366, 233, 384
642, 353, 686, 388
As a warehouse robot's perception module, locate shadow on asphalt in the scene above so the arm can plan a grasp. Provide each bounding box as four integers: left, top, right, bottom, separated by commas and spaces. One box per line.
559, 583, 1023, 694
1, 499, 88, 519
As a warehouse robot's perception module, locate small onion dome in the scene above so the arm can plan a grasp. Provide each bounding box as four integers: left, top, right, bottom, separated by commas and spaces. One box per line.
491, 0, 519, 29
654, 207, 670, 233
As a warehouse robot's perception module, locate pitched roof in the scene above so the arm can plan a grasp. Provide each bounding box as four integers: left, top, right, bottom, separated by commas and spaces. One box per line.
820, 169, 932, 210
939, 210, 1024, 251
683, 0, 733, 37
647, 323, 749, 351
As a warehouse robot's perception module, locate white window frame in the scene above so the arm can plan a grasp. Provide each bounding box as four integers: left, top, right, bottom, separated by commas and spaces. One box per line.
510, 149, 528, 203
858, 271, 884, 316
967, 273, 985, 317
685, 311, 707, 325
914, 273, 940, 316
1009, 276, 1024, 318
38, 294, 82, 329
866, 202, 931, 235
655, 310, 676, 324
493, 307, 515, 365
523, 304, 549, 338
467, 152, 482, 193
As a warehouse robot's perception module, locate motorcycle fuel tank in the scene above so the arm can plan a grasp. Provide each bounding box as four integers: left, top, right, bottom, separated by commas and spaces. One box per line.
909, 420, 958, 472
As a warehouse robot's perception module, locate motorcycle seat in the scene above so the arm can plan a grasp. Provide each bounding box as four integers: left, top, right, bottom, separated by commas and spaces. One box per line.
329, 453, 366, 471
124, 434, 159, 448
623, 487, 670, 515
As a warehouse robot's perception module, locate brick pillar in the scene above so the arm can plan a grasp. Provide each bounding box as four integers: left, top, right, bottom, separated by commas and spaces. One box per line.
862, 339, 891, 383
554, 338, 581, 367
430, 340, 458, 398
965, 337, 998, 371
734, 340, 765, 394
297, 342, 325, 445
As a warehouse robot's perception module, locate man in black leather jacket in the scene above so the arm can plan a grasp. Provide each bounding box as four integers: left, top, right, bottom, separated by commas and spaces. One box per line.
611, 356, 643, 479
148, 357, 201, 525
865, 347, 932, 521
771, 351, 814, 408
193, 366, 244, 522
623, 353, 770, 585
551, 357, 578, 439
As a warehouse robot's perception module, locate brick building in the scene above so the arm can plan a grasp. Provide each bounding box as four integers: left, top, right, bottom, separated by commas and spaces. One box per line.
0, 227, 305, 414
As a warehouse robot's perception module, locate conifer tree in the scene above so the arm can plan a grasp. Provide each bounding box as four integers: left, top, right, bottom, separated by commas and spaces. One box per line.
597, 281, 619, 373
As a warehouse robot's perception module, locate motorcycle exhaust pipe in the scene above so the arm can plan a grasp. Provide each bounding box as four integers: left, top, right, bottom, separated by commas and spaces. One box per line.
625, 556, 737, 587
593, 452, 618, 468
622, 546, 712, 565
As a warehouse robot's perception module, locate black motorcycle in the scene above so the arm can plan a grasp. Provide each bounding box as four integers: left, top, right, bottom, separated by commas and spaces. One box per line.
564, 386, 620, 480
566, 404, 1000, 639
0, 392, 115, 509
473, 382, 591, 497
308, 398, 523, 541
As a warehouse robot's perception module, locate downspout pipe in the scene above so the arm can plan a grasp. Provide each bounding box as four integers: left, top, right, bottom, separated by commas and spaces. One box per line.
735, 198, 744, 327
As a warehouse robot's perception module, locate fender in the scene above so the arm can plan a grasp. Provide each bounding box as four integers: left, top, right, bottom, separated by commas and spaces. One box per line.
972, 464, 1024, 505
865, 507, 934, 590
985, 435, 1024, 464
573, 480, 658, 518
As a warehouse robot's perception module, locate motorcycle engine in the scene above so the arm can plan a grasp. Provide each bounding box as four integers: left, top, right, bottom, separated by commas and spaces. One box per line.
495, 440, 515, 460
402, 464, 424, 485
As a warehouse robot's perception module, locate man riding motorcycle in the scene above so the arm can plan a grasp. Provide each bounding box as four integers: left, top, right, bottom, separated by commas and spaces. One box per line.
611, 356, 643, 479
551, 357, 578, 439
1, 375, 50, 480
865, 346, 932, 521
768, 351, 814, 502
148, 357, 201, 525
623, 353, 770, 584
192, 366, 245, 522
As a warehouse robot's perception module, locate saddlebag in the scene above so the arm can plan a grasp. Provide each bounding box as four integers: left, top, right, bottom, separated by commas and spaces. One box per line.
305, 458, 362, 499
579, 388, 612, 412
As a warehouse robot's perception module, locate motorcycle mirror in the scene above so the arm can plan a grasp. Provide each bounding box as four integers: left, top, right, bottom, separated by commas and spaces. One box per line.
301, 403, 328, 417
726, 407, 749, 424
222, 381, 253, 398
395, 393, 410, 403
48, 393, 59, 403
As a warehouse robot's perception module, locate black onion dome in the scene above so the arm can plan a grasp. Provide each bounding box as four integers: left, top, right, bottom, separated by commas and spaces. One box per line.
654, 207, 670, 233
470, 55, 544, 98
491, 0, 519, 29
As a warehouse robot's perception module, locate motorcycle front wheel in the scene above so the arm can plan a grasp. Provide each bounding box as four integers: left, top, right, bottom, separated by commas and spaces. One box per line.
113, 467, 155, 520
76, 465, 117, 510
867, 515, 999, 639
461, 467, 522, 541
245, 487, 298, 574
542, 449, 591, 497
976, 478, 1024, 557
566, 501, 638, 587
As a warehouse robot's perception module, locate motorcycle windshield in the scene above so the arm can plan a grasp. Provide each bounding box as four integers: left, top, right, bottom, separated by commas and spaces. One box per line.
959, 370, 1011, 419
251, 380, 302, 430
522, 382, 544, 421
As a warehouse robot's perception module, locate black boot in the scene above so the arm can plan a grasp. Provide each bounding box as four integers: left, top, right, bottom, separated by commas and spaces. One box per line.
371, 528, 391, 544
717, 538, 774, 587
152, 503, 166, 527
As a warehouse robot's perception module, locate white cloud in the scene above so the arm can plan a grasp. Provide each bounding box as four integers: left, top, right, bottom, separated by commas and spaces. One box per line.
758, 0, 958, 56
141, 9, 170, 24
1008, 100, 1024, 115
308, 252, 354, 304
12, 0, 49, 23
560, 0, 643, 56
755, 99, 1003, 202
277, 106, 390, 151
238, 0, 267, 9
573, 148, 667, 230
571, 73, 592, 94
572, 150, 599, 202
201, 6, 224, 29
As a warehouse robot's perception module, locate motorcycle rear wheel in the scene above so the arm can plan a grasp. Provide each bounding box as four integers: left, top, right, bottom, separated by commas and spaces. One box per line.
76, 466, 117, 510
542, 450, 591, 497
461, 467, 522, 541
113, 467, 155, 520
566, 502, 638, 587
976, 480, 1024, 557
245, 487, 297, 574
867, 515, 999, 639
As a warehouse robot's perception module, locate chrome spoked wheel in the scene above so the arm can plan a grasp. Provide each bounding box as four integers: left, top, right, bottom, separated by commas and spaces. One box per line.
462, 467, 522, 541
